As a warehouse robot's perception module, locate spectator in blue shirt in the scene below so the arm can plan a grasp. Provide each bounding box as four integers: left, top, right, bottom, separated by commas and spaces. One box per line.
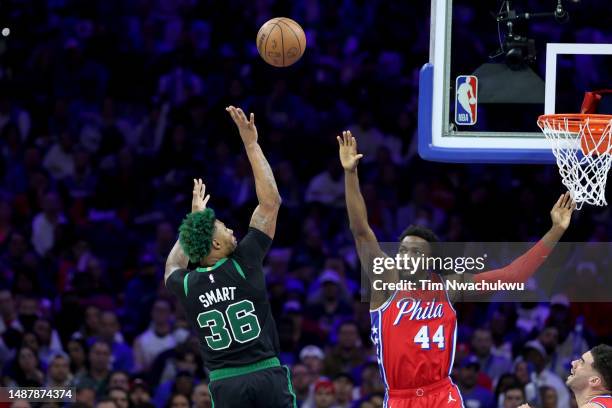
458, 355, 495, 408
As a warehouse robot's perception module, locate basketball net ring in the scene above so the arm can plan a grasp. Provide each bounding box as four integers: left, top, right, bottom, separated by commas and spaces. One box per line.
537, 114, 612, 210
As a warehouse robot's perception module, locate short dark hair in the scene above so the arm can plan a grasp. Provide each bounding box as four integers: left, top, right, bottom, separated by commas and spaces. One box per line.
591, 344, 612, 391
90, 339, 112, 352
398, 225, 439, 243
109, 369, 129, 379
539, 385, 556, 397
494, 374, 520, 399
333, 372, 355, 384
504, 383, 525, 398
49, 351, 69, 363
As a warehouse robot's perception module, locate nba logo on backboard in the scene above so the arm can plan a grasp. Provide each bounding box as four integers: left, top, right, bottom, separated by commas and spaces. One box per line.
455, 75, 478, 125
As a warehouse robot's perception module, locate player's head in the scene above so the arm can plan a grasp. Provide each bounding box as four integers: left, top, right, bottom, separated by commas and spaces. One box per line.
179, 208, 237, 264
567, 344, 612, 394
397, 225, 439, 277
399, 225, 440, 248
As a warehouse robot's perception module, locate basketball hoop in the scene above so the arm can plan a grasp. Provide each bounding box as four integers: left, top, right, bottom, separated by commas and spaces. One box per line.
537, 114, 612, 210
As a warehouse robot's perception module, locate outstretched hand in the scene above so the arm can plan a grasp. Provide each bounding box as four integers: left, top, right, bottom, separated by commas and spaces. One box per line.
192, 178, 210, 213
226, 106, 258, 146
551, 192, 575, 230
337, 130, 364, 172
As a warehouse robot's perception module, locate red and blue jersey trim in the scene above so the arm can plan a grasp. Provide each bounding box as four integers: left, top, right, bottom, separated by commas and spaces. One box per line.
590, 395, 612, 407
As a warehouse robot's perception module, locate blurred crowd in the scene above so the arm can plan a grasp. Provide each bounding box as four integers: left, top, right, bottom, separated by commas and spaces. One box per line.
0, 1, 612, 408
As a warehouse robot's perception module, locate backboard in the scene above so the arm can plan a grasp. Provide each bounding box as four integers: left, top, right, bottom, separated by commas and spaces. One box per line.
418, 0, 612, 163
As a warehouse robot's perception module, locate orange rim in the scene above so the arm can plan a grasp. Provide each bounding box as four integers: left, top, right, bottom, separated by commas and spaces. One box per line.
537, 114, 612, 155
537, 114, 612, 132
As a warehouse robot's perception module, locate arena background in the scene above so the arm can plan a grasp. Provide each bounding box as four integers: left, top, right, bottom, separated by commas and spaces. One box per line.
0, 1, 611, 408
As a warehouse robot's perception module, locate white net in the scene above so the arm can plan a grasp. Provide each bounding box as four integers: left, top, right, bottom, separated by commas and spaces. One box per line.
537, 115, 612, 210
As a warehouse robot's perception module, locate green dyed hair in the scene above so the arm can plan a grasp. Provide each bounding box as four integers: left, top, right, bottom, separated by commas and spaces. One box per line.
179, 208, 216, 263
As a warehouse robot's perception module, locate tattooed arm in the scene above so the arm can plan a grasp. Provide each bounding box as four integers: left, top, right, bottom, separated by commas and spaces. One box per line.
164, 239, 189, 284
226, 106, 281, 239
244, 142, 282, 239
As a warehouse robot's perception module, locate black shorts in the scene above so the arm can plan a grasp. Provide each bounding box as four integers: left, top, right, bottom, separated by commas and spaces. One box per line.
209, 365, 296, 408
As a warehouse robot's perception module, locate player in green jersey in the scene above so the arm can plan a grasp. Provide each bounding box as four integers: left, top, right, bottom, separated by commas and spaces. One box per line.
165, 106, 295, 408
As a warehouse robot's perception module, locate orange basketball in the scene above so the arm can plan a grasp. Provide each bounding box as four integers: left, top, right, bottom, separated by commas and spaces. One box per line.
256, 17, 306, 67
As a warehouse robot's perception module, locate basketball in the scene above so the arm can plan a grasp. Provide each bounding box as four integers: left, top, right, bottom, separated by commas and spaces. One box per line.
256, 17, 306, 67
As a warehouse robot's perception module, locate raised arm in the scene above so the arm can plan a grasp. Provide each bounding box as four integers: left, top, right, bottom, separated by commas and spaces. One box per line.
474, 192, 575, 284
164, 179, 209, 284
226, 106, 281, 239
164, 240, 189, 284
447, 193, 575, 301
338, 131, 394, 307
338, 131, 377, 242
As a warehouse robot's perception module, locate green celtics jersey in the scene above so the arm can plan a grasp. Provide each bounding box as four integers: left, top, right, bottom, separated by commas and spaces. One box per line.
166, 228, 280, 370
